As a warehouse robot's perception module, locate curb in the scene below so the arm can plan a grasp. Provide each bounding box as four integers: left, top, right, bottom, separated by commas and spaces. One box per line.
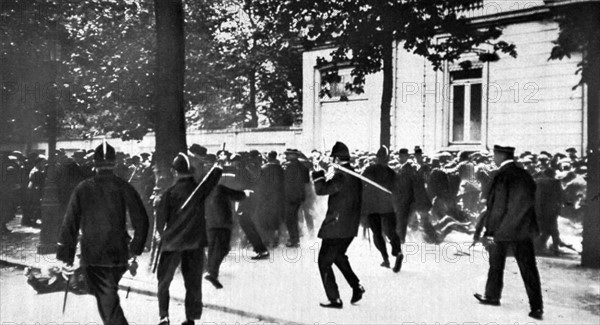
1, 257, 295, 324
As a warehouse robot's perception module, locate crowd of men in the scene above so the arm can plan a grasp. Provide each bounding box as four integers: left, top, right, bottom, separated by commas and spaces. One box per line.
0, 142, 588, 324
0, 143, 587, 253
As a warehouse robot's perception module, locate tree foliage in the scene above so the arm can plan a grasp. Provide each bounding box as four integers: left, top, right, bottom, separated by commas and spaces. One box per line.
264, 0, 517, 146
548, 1, 600, 89
1, 0, 303, 146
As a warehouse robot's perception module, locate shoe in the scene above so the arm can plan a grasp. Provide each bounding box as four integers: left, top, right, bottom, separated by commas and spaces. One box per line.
529, 309, 543, 320
319, 299, 343, 309
381, 260, 390, 268
392, 254, 404, 273
158, 317, 169, 325
251, 251, 270, 260
474, 293, 500, 306
285, 242, 299, 248
181, 320, 194, 325
205, 274, 223, 289
351, 285, 365, 304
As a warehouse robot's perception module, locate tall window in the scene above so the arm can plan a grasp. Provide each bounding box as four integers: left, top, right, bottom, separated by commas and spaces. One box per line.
450, 68, 483, 143
320, 67, 360, 101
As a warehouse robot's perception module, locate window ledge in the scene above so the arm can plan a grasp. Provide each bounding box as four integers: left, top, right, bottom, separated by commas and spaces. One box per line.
320, 97, 368, 103
441, 143, 486, 152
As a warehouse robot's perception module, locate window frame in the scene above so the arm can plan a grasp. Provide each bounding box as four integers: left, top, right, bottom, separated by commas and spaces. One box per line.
442, 62, 489, 149
318, 65, 368, 103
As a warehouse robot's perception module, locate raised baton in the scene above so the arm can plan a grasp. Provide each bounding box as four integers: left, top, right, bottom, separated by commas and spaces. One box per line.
330, 162, 392, 195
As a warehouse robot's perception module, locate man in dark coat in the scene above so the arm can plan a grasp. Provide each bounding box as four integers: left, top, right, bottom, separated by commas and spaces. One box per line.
229, 154, 270, 259
411, 146, 434, 238
282, 149, 310, 247
391, 148, 417, 272
361, 146, 399, 268
155, 153, 222, 325
312, 142, 364, 309
253, 151, 285, 246
205, 170, 249, 289
56, 142, 149, 325
474, 145, 543, 320
534, 168, 564, 253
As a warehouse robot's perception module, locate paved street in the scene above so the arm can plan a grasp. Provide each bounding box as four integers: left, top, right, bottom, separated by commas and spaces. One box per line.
0, 266, 259, 325
1, 215, 599, 325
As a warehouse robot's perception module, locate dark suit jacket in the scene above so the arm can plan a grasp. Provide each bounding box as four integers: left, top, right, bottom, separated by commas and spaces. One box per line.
205, 184, 246, 230
156, 167, 222, 251
57, 170, 149, 266
254, 162, 285, 229
484, 162, 539, 241
283, 159, 309, 203
313, 163, 362, 239
392, 163, 416, 218
361, 163, 394, 215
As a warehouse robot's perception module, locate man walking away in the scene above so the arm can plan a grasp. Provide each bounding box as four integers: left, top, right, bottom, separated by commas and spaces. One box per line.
473, 145, 543, 320
56, 142, 149, 325
361, 146, 400, 268
155, 153, 222, 325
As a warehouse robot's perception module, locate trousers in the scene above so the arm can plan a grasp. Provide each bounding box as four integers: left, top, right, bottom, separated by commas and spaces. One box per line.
157, 249, 205, 320
206, 228, 231, 277
318, 237, 360, 301
368, 213, 401, 260
84, 266, 128, 325
485, 240, 543, 311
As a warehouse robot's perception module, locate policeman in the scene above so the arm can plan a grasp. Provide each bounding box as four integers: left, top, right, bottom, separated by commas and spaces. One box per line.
155, 153, 222, 325
474, 145, 543, 320
312, 142, 364, 309
57, 142, 149, 325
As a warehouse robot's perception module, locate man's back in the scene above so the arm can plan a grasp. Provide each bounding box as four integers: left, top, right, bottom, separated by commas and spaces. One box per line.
283, 160, 309, 202
59, 171, 149, 267
485, 163, 538, 241
157, 168, 222, 252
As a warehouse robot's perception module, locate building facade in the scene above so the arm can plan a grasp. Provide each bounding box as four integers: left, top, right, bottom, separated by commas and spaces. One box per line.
301, 0, 587, 155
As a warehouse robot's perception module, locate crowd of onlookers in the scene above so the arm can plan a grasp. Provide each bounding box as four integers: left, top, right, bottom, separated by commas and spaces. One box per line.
1, 144, 587, 256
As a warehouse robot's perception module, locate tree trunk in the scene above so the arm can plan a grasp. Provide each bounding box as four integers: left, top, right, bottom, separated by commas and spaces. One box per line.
581, 28, 600, 268
153, 0, 187, 186
41, 61, 57, 160
247, 68, 258, 128
380, 34, 394, 148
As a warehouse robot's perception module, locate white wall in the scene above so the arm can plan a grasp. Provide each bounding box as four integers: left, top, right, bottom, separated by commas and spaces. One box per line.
300, 18, 585, 156
302, 48, 383, 153
416, 19, 584, 154
1, 128, 304, 156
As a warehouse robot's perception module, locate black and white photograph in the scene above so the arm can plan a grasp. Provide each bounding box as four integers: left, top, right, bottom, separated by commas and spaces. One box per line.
1, 0, 599, 324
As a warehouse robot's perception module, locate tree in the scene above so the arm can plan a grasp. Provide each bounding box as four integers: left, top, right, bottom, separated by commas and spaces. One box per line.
153, 0, 187, 189
548, 0, 600, 268
206, 0, 303, 128
0, 0, 70, 152
270, 0, 516, 147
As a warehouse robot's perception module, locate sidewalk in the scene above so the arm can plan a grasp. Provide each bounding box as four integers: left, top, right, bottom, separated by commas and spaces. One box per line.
2, 215, 599, 324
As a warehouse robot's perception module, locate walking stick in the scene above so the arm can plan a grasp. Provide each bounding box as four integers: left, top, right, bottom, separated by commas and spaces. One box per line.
62, 275, 71, 314
127, 166, 137, 183
126, 257, 138, 298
